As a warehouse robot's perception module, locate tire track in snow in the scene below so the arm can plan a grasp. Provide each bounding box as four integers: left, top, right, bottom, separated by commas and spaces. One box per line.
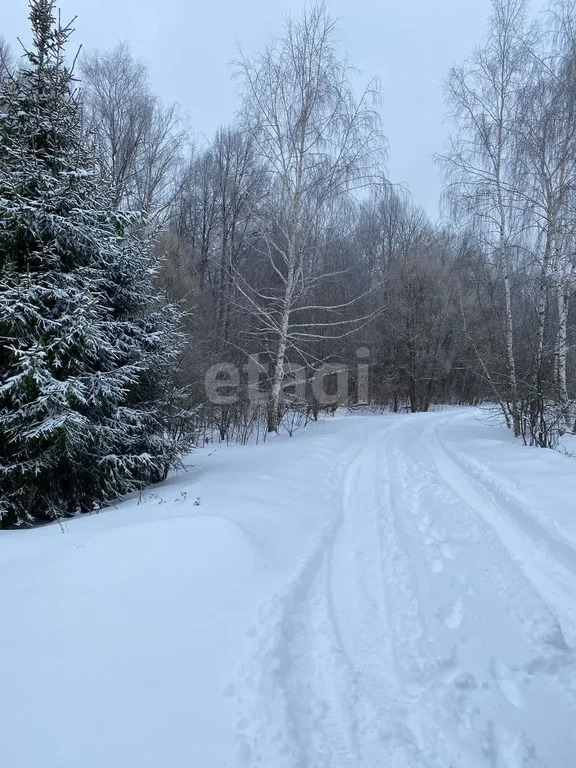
325, 420, 430, 767
427, 418, 575, 654
382, 413, 576, 767
426, 420, 576, 728
236, 417, 430, 768
318, 416, 456, 767
373, 430, 476, 767
234, 433, 368, 768
434, 418, 576, 645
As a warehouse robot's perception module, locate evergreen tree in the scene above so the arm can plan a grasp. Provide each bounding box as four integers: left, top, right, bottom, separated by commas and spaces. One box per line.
0, 0, 190, 528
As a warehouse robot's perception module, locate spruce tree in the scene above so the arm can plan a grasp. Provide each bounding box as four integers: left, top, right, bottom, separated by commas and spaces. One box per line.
0, 0, 189, 528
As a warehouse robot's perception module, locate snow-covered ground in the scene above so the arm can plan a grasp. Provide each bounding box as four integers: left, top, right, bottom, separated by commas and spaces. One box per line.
2, 407, 576, 767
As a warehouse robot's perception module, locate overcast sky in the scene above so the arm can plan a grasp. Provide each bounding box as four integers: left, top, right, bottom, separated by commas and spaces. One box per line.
3, 0, 547, 219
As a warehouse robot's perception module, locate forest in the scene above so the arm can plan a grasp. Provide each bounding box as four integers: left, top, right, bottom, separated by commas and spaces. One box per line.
2, 0, 576, 528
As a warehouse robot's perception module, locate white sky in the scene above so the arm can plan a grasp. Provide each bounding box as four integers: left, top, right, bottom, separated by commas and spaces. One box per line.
3, 0, 548, 219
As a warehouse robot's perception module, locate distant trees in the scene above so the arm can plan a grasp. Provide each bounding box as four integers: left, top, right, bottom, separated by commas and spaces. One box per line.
0, 37, 12, 85
71, 0, 576, 449
354, 187, 470, 413
0, 0, 188, 528
153, 3, 521, 439
441, 0, 576, 446
80, 42, 185, 222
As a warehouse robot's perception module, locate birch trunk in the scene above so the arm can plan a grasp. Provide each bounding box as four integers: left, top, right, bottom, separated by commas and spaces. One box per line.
555, 265, 573, 425
497, 199, 520, 436
267, 265, 295, 432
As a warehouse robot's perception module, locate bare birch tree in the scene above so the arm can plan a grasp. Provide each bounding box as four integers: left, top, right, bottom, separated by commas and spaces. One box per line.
514, 41, 576, 427
235, 2, 385, 431
441, 0, 530, 436
544, 0, 576, 422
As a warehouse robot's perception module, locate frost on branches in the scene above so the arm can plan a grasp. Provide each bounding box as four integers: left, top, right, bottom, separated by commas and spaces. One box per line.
0, 0, 190, 528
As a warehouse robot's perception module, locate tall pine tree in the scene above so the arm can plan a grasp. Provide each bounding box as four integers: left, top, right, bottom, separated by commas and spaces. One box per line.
0, 0, 190, 528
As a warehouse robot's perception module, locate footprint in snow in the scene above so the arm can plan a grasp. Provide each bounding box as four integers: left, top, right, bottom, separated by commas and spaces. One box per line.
491, 659, 526, 710
438, 600, 464, 630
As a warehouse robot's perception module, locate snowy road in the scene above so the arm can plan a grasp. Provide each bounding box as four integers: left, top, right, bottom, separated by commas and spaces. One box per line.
2, 408, 576, 767
235, 411, 576, 768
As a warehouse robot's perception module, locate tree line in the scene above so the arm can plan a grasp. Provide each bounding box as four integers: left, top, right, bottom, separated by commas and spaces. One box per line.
2, 0, 576, 527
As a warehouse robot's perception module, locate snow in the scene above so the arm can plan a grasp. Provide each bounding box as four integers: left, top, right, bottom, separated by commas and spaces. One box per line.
1, 407, 576, 767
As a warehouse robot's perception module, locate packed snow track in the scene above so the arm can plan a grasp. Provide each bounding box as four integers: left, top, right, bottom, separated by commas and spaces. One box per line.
2, 408, 576, 767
